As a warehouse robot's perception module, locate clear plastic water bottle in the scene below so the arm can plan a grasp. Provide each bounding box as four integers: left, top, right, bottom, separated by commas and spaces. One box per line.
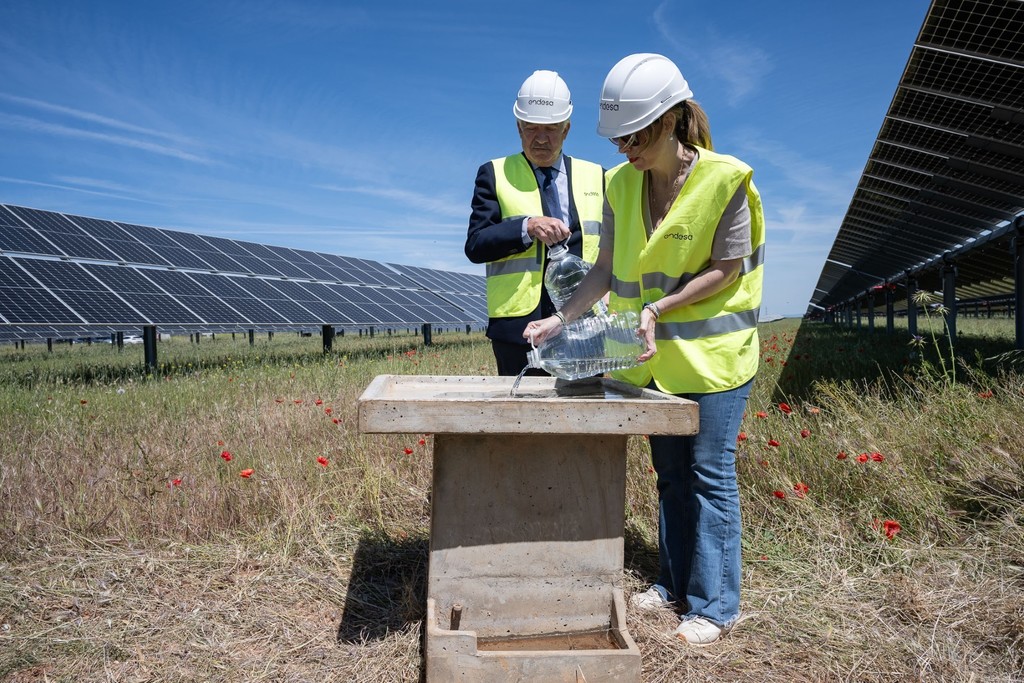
544, 243, 608, 317
526, 310, 646, 380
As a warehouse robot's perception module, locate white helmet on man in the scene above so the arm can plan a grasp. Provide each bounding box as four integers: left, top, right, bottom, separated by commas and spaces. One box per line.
513, 70, 573, 124
597, 53, 693, 138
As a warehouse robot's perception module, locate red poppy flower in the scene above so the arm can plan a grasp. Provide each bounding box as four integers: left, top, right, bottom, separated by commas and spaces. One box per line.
806, 406, 820, 414
837, 451, 848, 460
220, 450, 232, 462
768, 439, 780, 448
737, 432, 748, 441
239, 469, 254, 478
293, 399, 303, 405
793, 482, 809, 496
418, 438, 426, 446
403, 447, 414, 455
882, 519, 901, 539
217, 440, 225, 446
778, 402, 793, 415
856, 453, 869, 463
316, 456, 329, 468
314, 399, 323, 406
324, 407, 332, 415
800, 429, 811, 438
168, 478, 182, 488
773, 490, 786, 499
275, 398, 284, 403
332, 418, 340, 424
977, 389, 993, 399
755, 411, 767, 419
870, 452, 885, 462
759, 555, 768, 561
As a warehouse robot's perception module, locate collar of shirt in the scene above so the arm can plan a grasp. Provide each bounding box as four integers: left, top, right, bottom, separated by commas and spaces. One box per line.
532, 153, 566, 178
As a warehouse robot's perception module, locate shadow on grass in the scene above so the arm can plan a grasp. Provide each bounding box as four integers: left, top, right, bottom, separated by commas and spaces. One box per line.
337, 531, 428, 644
773, 321, 1019, 406
623, 522, 659, 586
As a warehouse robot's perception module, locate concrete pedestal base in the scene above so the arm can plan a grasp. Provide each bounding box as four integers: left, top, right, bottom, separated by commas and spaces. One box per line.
357, 375, 698, 683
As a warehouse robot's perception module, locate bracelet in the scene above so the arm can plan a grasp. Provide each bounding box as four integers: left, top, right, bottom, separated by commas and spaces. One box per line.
643, 302, 661, 319
553, 310, 567, 324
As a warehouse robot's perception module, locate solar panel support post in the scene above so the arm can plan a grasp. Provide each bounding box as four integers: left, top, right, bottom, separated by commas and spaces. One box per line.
867, 294, 875, 331
1014, 217, 1024, 350
942, 260, 958, 350
143, 325, 158, 374
855, 299, 862, 330
323, 324, 334, 354
248, 329, 255, 347
116, 331, 124, 351
422, 323, 433, 346
885, 288, 895, 335
906, 276, 918, 338
47, 338, 53, 353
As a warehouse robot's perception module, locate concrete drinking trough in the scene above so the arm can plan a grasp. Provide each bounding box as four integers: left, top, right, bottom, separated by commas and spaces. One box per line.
358, 374, 698, 682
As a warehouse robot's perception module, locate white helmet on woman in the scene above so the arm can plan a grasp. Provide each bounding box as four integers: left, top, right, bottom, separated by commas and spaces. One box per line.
597, 53, 693, 138
513, 70, 573, 124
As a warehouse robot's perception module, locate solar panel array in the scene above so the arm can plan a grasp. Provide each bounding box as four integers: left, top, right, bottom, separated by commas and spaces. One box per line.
808, 0, 1024, 316
0, 203, 487, 341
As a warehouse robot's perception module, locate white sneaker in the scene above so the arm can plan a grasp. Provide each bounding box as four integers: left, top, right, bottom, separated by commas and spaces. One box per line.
630, 585, 671, 611
675, 616, 724, 645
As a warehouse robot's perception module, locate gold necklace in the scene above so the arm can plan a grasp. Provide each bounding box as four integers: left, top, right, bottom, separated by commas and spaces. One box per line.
647, 151, 691, 232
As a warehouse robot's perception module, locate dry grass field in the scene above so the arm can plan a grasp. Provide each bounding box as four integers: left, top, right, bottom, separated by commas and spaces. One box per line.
1, 318, 1022, 682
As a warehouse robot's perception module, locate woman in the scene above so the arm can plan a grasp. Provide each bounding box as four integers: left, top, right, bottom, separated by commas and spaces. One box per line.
524, 53, 765, 645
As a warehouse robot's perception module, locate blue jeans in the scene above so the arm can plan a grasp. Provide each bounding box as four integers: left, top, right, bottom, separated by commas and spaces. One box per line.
648, 377, 752, 627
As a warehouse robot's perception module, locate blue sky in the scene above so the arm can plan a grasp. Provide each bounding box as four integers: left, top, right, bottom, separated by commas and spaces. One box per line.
0, 0, 929, 317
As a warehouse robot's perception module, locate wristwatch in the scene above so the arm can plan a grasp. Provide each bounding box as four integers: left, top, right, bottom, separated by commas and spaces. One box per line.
642, 302, 661, 319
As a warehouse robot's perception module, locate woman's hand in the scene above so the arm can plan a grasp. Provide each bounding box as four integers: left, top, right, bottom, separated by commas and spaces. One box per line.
523, 315, 563, 346
637, 307, 659, 362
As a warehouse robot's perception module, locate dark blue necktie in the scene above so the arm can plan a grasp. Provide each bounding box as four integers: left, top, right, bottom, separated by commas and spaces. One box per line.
540, 166, 561, 221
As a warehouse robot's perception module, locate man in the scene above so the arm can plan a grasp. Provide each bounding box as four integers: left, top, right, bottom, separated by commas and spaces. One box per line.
465, 70, 604, 376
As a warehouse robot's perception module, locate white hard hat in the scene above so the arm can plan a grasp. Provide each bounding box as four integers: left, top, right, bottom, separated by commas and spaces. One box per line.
513, 70, 573, 124
597, 53, 693, 138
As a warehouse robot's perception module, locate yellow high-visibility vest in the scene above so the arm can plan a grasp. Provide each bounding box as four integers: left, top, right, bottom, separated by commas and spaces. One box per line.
486, 154, 603, 318
606, 147, 765, 393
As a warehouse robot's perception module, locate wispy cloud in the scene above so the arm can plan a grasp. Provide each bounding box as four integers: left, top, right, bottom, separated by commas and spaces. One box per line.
734, 132, 859, 206
653, 0, 773, 106
0, 112, 213, 164
0, 93, 196, 146
317, 184, 468, 219
0, 175, 162, 204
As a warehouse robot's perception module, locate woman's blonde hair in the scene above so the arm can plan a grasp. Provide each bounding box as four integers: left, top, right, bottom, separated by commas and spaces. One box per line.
668, 100, 713, 151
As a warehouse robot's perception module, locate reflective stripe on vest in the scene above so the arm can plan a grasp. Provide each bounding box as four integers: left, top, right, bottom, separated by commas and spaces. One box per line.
486, 154, 604, 318
605, 147, 765, 393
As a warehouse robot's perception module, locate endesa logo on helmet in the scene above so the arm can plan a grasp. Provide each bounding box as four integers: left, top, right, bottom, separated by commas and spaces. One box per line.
528, 98, 555, 106
600, 103, 620, 111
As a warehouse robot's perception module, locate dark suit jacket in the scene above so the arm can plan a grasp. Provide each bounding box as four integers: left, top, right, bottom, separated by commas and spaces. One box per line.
465, 153, 597, 344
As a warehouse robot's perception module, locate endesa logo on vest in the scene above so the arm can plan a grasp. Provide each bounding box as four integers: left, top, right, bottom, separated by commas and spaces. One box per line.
664, 232, 694, 241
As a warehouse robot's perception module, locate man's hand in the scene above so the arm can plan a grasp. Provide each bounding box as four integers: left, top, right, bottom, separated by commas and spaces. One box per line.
526, 217, 570, 246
